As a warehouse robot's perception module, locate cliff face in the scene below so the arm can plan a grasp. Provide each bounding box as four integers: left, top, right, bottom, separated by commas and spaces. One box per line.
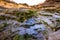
0, 0, 60, 9
0, 0, 32, 9
35, 0, 60, 10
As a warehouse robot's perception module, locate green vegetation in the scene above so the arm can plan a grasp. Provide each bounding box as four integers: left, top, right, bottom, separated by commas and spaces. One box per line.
44, 8, 60, 13
13, 35, 19, 40
1, 9, 37, 22
13, 35, 24, 40
3, 22, 8, 27
43, 30, 48, 35
45, 9, 56, 13
18, 35, 25, 40
13, 34, 33, 40
14, 10, 36, 22
56, 18, 60, 22
42, 20, 48, 25
0, 22, 8, 28
0, 22, 9, 32
24, 34, 32, 40
0, 16, 5, 20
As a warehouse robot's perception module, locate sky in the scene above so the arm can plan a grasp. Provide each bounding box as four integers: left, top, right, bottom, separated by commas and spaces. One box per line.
12, 0, 46, 6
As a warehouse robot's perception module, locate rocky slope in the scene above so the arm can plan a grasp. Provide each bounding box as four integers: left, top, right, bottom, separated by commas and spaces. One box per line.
0, 0, 60, 40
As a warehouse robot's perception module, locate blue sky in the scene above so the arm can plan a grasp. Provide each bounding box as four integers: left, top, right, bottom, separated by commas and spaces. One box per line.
12, 0, 46, 6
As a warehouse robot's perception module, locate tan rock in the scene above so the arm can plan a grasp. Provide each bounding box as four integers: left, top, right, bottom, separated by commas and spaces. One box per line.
48, 30, 60, 40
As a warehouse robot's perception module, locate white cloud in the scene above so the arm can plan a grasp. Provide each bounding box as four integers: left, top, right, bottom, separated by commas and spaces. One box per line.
12, 0, 46, 6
